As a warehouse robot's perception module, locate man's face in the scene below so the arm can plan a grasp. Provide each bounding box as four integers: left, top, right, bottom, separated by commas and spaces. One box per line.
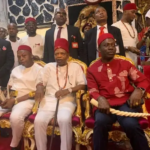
125, 9, 137, 22
0, 28, 6, 39
17, 50, 32, 67
7, 24, 18, 37
94, 7, 107, 23
54, 48, 69, 66
84, 26, 92, 34
25, 21, 37, 35
99, 38, 116, 60
54, 8, 67, 26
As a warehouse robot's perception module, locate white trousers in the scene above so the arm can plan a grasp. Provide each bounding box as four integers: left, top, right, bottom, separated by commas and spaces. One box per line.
34, 107, 74, 150
0, 100, 34, 147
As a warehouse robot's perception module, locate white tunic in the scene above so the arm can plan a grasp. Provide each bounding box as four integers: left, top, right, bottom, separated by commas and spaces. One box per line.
19, 34, 44, 59
6, 38, 20, 68
38, 62, 87, 111
8, 63, 43, 98
112, 21, 139, 65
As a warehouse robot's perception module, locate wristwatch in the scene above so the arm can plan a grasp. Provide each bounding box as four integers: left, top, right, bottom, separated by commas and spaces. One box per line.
68, 88, 73, 93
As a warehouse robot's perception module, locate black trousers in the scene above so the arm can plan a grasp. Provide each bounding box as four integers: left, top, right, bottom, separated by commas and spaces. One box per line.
93, 103, 150, 150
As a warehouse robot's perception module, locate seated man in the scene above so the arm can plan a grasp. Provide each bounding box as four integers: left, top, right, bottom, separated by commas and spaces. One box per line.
87, 33, 150, 150
34, 38, 86, 150
0, 45, 42, 150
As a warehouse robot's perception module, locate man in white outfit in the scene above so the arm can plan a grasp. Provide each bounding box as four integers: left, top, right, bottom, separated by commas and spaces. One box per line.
112, 3, 144, 65
0, 45, 42, 150
19, 17, 44, 59
34, 38, 86, 150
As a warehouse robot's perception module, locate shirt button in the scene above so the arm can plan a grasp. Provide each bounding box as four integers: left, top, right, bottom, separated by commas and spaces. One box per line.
107, 64, 109, 66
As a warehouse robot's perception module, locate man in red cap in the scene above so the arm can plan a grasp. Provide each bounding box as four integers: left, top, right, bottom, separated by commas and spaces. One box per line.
87, 33, 150, 150
112, 3, 144, 66
0, 45, 43, 150
34, 38, 86, 150
20, 17, 44, 60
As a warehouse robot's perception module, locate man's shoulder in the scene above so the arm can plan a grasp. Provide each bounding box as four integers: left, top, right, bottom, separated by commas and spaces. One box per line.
109, 25, 121, 31
0, 38, 10, 45
114, 55, 134, 65
88, 58, 101, 70
33, 63, 43, 70
112, 21, 121, 27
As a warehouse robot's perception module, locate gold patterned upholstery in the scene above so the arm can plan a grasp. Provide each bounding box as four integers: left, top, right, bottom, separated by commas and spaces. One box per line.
23, 57, 88, 150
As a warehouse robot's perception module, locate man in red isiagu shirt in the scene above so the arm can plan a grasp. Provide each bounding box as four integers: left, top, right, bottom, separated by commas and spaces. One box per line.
87, 33, 150, 150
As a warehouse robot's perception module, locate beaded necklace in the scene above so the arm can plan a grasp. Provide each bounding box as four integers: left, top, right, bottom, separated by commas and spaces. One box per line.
56, 63, 68, 89
121, 20, 135, 39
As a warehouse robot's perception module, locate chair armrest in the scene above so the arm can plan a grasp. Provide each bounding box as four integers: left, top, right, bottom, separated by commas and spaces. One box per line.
83, 92, 91, 119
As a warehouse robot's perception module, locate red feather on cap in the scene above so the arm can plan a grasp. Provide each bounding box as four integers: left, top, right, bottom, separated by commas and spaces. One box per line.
18, 45, 32, 53
98, 33, 115, 46
54, 38, 69, 53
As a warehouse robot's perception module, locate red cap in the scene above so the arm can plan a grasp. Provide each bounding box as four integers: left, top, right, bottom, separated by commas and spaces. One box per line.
123, 3, 137, 11
25, 17, 36, 24
18, 45, 32, 53
82, 23, 92, 32
98, 33, 114, 46
54, 38, 69, 53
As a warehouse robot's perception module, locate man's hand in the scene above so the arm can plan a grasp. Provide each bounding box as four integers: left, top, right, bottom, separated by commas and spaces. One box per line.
1, 98, 15, 109
97, 96, 110, 114
55, 89, 69, 99
128, 47, 140, 55
35, 85, 44, 102
129, 88, 143, 108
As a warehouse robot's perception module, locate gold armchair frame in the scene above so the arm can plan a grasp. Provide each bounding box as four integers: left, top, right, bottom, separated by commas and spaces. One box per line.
23, 57, 88, 150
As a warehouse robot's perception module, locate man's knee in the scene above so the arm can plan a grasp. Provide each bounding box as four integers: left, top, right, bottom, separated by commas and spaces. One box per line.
122, 118, 139, 131
34, 115, 46, 127
95, 112, 112, 127
58, 114, 72, 125
10, 112, 24, 124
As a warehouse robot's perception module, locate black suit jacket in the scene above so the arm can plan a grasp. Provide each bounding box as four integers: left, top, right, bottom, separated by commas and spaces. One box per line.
43, 25, 83, 63
0, 39, 14, 87
84, 26, 125, 66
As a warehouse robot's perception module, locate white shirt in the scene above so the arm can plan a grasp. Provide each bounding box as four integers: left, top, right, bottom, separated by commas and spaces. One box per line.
19, 34, 44, 59
96, 24, 108, 58
6, 38, 20, 68
112, 21, 139, 65
37, 62, 86, 111
54, 24, 68, 42
8, 63, 43, 98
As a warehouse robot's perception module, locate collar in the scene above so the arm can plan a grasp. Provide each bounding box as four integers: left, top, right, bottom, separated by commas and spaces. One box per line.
97, 24, 107, 30
56, 24, 67, 29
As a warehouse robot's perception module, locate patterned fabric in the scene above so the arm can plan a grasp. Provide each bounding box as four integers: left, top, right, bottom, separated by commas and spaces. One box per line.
87, 55, 150, 106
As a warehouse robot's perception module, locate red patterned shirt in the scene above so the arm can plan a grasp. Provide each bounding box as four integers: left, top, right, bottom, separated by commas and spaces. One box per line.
87, 55, 150, 106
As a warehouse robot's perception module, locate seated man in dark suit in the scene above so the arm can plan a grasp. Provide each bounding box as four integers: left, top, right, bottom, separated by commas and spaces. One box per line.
84, 6, 125, 66
0, 38, 14, 88
43, 8, 83, 63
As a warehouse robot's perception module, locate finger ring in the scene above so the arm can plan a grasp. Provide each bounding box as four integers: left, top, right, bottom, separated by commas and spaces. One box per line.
136, 102, 139, 106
